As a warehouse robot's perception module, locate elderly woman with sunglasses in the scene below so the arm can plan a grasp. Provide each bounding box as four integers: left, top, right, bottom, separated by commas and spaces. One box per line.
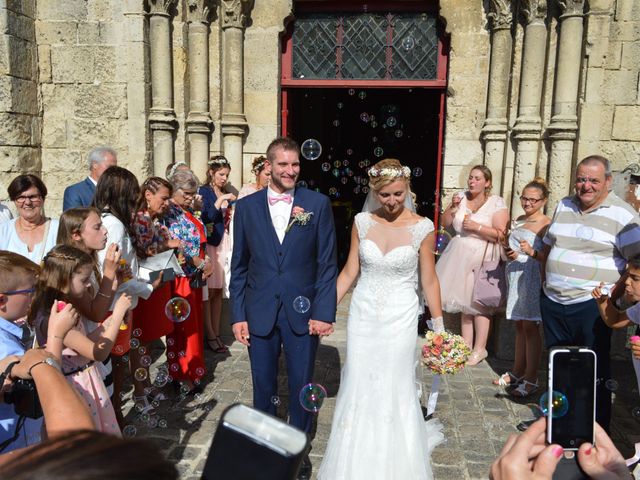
0, 174, 59, 263
162, 170, 213, 394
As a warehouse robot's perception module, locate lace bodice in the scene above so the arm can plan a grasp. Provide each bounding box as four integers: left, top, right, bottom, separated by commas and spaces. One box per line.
354, 212, 434, 298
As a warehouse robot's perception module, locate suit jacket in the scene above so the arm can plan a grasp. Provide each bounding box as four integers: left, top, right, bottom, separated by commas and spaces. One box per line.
230, 187, 338, 336
63, 177, 96, 211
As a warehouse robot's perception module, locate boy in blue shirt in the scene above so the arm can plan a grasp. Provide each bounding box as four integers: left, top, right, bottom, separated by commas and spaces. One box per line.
0, 251, 42, 452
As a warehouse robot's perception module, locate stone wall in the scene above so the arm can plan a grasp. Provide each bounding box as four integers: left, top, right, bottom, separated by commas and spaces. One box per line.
36, 0, 149, 214
0, 0, 39, 211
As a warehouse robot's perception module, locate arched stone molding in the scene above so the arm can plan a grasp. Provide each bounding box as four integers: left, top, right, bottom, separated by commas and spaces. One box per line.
187, 0, 216, 179
220, 0, 254, 189
482, 0, 514, 195
547, 0, 586, 209
148, 0, 179, 177
510, 0, 548, 215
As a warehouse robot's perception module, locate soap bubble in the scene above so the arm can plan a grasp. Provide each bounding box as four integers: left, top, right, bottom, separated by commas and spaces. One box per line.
196, 367, 205, 377
140, 355, 152, 367
605, 379, 619, 391
346, 149, 353, 156
539, 390, 569, 418
358, 91, 367, 100
133, 328, 142, 337
301, 139, 322, 161
371, 121, 378, 128
129, 338, 140, 349
333, 119, 340, 127
293, 296, 311, 314
337, 102, 344, 109
332, 169, 340, 178
555, 250, 599, 287
122, 425, 137, 437
632, 406, 640, 419
170, 363, 179, 372
147, 416, 158, 429
159, 419, 168, 428
134, 368, 148, 382
299, 383, 327, 413
167, 351, 175, 359
360, 112, 370, 123
271, 396, 281, 406
374, 147, 384, 157
386, 116, 397, 127
430, 227, 452, 256
297, 180, 308, 188
401, 35, 416, 51
334, 160, 341, 168
138, 346, 147, 355
167, 338, 175, 346
395, 129, 403, 138
114, 345, 124, 355
154, 372, 169, 387
165, 297, 191, 323
343, 159, 350, 166
576, 225, 594, 241
348, 88, 355, 95
341, 177, 348, 185
413, 167, 423, 177
321, 162, 331, 172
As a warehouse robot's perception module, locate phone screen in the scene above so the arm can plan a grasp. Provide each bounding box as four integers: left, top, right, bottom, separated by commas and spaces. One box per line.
549, 348, 596, 449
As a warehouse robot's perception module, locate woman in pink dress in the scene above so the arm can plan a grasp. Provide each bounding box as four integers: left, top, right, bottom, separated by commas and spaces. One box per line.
436, 165, 509, 365
237, 155, 271, 200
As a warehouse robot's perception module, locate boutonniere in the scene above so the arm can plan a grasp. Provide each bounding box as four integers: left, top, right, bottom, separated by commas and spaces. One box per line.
286, 206, 314, 233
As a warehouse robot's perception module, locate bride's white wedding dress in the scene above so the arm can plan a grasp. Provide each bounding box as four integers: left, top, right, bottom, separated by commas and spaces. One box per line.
318, 212, 444, 480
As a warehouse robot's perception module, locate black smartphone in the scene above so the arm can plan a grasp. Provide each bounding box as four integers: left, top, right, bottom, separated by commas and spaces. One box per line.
547, 347, 596, 450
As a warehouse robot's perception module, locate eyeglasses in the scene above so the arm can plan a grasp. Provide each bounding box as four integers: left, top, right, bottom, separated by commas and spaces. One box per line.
1, 288, 36, 296
575, 177, 602, 185
519, 196, 543, 204
14, 194, 43, 205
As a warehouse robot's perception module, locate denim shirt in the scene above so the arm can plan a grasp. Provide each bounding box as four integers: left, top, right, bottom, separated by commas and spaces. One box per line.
0, 317, 43, 452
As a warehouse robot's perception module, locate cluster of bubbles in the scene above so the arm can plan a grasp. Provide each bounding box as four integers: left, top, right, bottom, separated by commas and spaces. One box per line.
299, 383, 327, 413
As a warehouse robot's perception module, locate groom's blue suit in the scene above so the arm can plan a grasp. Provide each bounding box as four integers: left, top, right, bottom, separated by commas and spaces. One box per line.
230, 187, 337, 432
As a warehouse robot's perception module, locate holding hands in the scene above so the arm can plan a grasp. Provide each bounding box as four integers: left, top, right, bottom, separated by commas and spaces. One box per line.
308, 320, 333, 337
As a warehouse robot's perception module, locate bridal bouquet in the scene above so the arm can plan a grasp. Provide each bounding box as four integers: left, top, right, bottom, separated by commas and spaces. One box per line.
421, 331, 471, 375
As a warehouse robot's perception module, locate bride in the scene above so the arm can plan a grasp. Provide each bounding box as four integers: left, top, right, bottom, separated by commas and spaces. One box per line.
318, 158, 444, 479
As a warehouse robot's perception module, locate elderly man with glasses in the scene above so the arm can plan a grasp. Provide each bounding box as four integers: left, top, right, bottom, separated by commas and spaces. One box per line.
535, 155, 640, 431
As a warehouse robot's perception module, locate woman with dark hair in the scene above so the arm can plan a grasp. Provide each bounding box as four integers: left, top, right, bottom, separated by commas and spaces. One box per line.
93, 166, 161, 424
0, 174, 58, 263
129, 176, 180, 407
0, 429, 178, 480
163, 170, 212, 394
237, 155, 270, 199
199, 155, 236, 353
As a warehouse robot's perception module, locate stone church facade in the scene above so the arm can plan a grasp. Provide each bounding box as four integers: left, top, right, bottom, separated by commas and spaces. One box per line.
0, 0, 639, 219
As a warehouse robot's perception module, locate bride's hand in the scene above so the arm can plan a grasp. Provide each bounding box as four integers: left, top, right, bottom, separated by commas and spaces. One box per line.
308, 320, 333, 337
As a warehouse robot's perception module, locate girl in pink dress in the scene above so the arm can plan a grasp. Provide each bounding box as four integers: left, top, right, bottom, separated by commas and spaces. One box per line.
28, 245, 132, 435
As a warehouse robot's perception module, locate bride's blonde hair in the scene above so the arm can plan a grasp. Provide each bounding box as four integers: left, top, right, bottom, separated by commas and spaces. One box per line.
367, 158, 417, 207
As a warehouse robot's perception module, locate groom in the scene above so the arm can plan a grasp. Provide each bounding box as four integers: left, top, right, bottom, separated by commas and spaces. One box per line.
230, 137, 337, 477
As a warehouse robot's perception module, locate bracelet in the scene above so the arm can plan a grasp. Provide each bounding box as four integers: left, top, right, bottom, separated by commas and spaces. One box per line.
96, 290, 111, 299
2, 360, 19, 382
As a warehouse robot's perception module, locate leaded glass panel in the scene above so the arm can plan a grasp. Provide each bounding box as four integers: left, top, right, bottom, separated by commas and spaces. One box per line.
291, 12, 439, 81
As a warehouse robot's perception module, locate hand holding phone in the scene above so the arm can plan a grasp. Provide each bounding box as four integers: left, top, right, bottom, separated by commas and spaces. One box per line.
547, 347, 596, 450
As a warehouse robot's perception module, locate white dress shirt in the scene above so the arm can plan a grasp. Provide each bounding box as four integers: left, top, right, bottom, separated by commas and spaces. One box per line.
267, 186, 294, 244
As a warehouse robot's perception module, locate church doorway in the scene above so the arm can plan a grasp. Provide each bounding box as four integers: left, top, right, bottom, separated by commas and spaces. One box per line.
281, 3, 448, 266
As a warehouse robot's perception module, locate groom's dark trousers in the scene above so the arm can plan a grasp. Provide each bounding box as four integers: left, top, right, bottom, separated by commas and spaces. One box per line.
249, 305, 319, 433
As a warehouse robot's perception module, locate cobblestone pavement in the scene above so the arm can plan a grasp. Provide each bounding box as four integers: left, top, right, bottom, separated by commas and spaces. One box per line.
124, 296, 640, 479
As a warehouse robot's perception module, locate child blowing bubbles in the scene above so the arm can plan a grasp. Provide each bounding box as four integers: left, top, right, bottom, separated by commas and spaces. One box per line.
0, 250, 79, 452
592, 256, 640, 392
27, 245, 131, 435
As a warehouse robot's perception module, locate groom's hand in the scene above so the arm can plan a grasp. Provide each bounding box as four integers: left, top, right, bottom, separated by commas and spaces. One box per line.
308, 320, 334, 337
232, 321, 250, 346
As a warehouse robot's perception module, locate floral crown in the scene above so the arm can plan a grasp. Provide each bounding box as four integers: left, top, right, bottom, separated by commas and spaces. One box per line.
367, 165, 411, 179
168, 161, 187, 179
251, 158, 266, 175
208, 156, 230, 167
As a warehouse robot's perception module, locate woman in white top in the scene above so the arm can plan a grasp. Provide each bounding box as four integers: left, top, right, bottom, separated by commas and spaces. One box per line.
0, 175, 58, 264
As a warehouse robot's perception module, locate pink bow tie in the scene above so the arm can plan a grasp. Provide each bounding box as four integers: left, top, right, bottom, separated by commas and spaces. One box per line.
268, 193, 293, 205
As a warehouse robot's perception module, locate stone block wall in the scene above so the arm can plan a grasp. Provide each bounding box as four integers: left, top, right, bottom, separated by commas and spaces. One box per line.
578, 0, 640, 170
0, 0, 39, 211
36, 0, 150, 214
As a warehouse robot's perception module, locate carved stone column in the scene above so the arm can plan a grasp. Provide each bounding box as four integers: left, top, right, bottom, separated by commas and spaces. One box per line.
220, 0, 253, 189
482, 0, 514, 195
187, 0, 215, 180
148, 0, 178, 177
511, 0, 548, 216
547, 0, 586, 209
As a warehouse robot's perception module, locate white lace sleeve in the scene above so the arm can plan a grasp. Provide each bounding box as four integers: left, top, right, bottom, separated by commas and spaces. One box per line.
354, 212, 373, 241
412, 217, 435, 250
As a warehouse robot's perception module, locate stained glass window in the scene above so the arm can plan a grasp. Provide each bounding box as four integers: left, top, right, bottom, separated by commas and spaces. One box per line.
292, 12, 438, 80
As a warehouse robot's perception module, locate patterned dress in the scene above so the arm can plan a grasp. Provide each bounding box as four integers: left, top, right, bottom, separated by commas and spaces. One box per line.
505, 227, 543, 321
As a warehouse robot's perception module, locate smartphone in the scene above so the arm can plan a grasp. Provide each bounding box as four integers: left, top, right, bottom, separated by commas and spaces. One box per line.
547, 347, 596, 450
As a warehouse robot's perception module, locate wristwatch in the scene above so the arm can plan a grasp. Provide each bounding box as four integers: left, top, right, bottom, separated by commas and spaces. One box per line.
28, 357, 61, 377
